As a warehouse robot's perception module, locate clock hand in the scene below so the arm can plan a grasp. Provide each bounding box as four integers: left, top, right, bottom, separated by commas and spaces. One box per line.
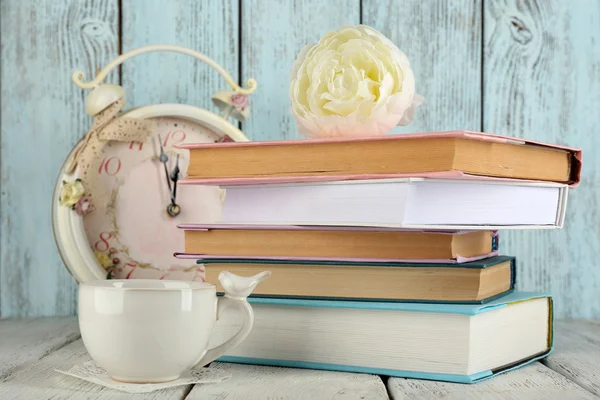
170, 154, 180, 204
158, 135, 181, 217
167, 154, 181, 217
163, 153, 181, 217
157, 134, 174, 195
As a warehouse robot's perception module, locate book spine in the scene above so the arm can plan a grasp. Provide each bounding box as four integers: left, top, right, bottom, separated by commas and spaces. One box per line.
215, 293, 503, 304
511, 257, 517, 289
492, 231, 499, 252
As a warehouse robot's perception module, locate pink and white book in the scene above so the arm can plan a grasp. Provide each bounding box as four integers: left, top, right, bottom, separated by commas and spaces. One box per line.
215, 178, 568, 230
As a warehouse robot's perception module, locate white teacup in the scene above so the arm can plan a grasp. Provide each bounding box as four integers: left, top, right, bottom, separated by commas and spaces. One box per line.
78, 271, 270, 383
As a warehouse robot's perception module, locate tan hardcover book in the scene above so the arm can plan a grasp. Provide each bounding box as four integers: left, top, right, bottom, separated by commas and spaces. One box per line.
176, 224, 498, 262
202, 256, 515, 303
180, 131, 582, 185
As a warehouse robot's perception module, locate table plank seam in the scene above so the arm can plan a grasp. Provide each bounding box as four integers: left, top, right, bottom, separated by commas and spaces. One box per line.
0, 329, 81, 382
381, 375, 393, 400
180, 382, 195, 400
541, 358, 600, 398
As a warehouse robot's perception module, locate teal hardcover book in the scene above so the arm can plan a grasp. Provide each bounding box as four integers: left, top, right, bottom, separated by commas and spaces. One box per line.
201, 255, 516, 304
212, 292, 553, 383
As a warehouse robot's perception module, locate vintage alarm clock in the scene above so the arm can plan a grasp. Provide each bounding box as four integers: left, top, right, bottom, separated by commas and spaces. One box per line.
52, 45, 256, 283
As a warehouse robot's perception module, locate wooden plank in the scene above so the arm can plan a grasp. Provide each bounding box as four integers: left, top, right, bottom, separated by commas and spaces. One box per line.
187, 362, 389, 400
0, 339, 189, 399
387, 363, 598, 400
0, 0, 119, 317
362, 0, 482, 133
0, 317, 79, 379
241, 0, 360, 141
120, 0, 239, 112
543, 319, 600, 396
484, 0, 600, 318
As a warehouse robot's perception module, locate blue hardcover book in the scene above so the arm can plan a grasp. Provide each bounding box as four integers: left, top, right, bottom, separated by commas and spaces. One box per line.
201, 255, 515, 304
212, 292, 553, 383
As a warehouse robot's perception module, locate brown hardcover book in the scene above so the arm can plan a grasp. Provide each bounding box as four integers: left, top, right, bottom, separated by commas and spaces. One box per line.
177, 224, 498, 262
201, 256, 515, 303
180, 131, 582, 185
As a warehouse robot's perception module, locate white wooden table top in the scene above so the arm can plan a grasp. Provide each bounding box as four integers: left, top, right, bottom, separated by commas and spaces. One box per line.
0, 318, 598, 399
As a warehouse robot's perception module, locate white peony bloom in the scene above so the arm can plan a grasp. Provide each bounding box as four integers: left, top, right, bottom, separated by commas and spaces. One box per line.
290, 25, 423, 138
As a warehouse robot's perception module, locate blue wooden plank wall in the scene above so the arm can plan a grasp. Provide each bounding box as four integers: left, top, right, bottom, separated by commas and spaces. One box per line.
1, 0, 598, 317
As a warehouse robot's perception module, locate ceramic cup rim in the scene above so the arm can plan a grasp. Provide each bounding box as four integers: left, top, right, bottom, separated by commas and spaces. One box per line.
80, 279, 215, 292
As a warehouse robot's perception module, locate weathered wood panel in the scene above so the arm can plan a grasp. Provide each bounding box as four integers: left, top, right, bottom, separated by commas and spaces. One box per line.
387, 363, 598, 400
484, 0, 600, 318
241, 0, 361, 141
0, 317, 79, 379
120, 0, 239, 112
543, 319, 600, 396
0, 0, 599, 319
187, 362, 389, 400
0, 0, 119, 317
362, 0, 482, 133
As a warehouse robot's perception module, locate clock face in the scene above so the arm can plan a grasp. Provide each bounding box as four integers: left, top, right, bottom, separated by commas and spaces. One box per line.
81, 116, 224, 281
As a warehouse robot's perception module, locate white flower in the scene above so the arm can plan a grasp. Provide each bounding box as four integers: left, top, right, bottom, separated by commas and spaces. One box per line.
290, 25, 423, 138
59, 179, 86, 207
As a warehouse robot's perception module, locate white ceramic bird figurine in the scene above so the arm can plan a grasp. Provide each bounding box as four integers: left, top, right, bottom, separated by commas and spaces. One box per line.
218, 270, 271, 299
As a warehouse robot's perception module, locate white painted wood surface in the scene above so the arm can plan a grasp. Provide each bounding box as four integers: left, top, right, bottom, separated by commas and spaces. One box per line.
387, 363, 598, 400
543, 319, 600, 396
484, 0, 600, 318
187, 362, 389, 400
0, 339, 190, 399
0, 318, 599, 399
0, 317, 79, 379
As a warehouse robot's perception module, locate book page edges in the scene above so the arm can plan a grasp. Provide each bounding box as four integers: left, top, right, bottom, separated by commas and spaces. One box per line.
216, 353, 552, 384
176, 223, 487, 234
173, 251, 498, 264
180, 171, 580, 187
484, 297, 554, 381
216, 356, 491, 383
556, 185, 569, 227
195, 255, 514, 268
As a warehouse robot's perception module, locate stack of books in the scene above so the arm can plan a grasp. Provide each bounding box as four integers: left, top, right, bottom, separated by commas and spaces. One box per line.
175, 131, 582, 383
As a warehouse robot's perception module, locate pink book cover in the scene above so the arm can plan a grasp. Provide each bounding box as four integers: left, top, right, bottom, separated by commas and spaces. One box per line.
174, 224, 499, 264
178, 130, 582, 187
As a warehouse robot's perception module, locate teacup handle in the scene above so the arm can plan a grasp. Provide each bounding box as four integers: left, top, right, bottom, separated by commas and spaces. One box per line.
194, 270, 271, 368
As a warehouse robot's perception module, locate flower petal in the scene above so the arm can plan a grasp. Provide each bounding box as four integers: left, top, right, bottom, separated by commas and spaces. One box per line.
290, 24, 420, 138
397, 93, 425, 126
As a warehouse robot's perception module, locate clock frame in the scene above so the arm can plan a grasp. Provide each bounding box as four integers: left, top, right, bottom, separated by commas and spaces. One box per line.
52, 45, 256, 283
